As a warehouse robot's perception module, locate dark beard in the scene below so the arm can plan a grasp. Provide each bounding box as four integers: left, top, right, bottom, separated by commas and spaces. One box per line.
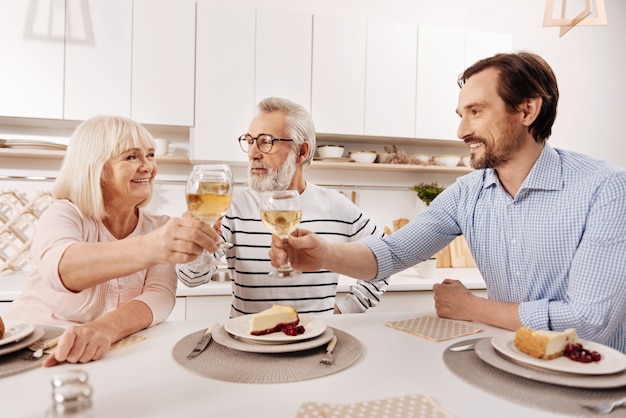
468, 127, 521, 169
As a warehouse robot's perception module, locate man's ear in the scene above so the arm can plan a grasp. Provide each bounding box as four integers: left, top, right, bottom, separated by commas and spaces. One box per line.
521, 97, 542, 127
297, 141, 310, 162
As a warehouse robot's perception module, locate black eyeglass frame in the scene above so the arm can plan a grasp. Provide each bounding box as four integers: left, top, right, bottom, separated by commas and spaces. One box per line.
238, 134, 294, 154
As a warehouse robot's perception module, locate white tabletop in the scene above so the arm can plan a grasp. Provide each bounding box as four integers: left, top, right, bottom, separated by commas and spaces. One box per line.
1, 310, 567, 418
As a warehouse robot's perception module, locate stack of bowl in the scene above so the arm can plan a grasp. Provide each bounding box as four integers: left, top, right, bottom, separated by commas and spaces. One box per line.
350, 151, 377, 163
317, 145, 345, 158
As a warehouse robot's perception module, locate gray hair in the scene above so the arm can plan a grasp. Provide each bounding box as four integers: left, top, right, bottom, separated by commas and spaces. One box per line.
256, 97, 316, 167
53, 115, 155, 220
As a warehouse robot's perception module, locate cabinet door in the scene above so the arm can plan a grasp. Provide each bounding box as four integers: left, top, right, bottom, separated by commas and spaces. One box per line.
192, 2, 255, 163
465, 30, 513, 67
64, 0, 132, 120
415, 25, 465, 141
0, 0, 65, 119
365, 20, 418, 138
255, 9, 312, 112
311, 14, 366, 135
132, 0, 195, 126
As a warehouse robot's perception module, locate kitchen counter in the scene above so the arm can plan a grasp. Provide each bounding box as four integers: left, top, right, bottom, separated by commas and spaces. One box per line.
0, 268, 485, 302
177, 267, 485, 296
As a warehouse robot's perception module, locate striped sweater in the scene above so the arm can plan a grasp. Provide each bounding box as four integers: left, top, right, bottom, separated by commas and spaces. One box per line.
177, 183, 389, 317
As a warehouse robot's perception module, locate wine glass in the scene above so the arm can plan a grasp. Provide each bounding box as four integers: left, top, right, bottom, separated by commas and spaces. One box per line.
260, 190, 302, 278
186, 164, 233, 267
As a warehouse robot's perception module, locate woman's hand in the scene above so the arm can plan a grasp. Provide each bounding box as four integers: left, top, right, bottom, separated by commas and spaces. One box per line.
143, 212, 221, 265
42, 324, 113, 367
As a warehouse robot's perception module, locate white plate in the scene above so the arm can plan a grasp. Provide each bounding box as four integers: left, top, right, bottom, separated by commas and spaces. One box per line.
0, 320, 36, 347
224, 314, 326, 344
212, 325, 334, 354
491, 332, 626, 375
474, 338, 626, 389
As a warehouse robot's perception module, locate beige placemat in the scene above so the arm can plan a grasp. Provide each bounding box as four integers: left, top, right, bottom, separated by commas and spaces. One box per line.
38, 333, 147, 355
295, 394, 454, 418
172, 327, 363, 384
443, 338, 626, 417
0, 325, 64, 378
385, 316, 482, 341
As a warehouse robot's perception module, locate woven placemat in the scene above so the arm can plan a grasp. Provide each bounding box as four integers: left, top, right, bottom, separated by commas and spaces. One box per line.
0, 325, 64, 378
172, 327, 363, 384
295, 393, 454, 418
386, 315, 482, 342
443, 338, 626, 417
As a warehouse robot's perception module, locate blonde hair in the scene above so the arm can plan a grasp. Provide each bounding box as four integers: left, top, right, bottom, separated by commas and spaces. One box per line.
53, 115, 155, 220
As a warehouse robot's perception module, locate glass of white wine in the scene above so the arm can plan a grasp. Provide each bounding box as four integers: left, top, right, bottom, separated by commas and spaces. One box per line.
186, 164, 233, 267
260, 190, 302, 278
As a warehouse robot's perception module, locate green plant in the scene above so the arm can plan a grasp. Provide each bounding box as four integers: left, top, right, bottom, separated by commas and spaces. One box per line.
413, 182, 445, 205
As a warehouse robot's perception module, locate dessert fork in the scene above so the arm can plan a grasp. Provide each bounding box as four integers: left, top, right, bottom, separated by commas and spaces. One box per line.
319, 335, 337, 365
581, 398, 626, 414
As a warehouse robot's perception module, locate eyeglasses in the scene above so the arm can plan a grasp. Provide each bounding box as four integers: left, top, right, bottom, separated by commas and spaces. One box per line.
238, 134, 294, 154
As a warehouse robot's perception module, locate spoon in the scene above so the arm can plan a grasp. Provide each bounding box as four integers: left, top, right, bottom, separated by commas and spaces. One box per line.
449, 343, 475, 352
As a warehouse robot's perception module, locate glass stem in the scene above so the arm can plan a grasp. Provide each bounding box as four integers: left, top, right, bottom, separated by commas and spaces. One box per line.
278, 238, 293, 271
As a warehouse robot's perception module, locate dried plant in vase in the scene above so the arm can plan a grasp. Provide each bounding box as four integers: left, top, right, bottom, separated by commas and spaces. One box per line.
412, 182, 445, 206
383, 145, 425, 165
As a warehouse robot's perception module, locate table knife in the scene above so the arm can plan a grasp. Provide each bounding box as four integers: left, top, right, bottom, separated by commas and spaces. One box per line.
186, 322, 218, 359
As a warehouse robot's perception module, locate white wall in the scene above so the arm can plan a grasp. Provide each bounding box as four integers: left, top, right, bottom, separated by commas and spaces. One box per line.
215, 0, 625, 169
2, 0, 624, 234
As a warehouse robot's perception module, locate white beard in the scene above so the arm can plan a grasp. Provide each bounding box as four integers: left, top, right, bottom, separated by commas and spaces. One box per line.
248, 152, 297, 193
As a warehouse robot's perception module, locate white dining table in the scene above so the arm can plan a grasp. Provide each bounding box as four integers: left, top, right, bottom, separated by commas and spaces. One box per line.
2, 310, 569, 418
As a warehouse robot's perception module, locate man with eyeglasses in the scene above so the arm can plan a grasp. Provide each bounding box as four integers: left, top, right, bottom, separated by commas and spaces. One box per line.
176, 97, 389, 317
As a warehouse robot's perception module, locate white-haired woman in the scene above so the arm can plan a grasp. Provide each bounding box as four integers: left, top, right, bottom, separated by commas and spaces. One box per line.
5, 115, 218, 366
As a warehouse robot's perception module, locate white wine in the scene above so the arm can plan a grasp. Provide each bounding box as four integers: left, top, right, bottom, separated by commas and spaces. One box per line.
261, 210, 302, 239
186, 182, 232, 223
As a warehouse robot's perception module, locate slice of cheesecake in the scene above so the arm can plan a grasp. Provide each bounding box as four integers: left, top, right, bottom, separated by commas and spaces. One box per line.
514, 327, 578, 360
249, 304, 299, 336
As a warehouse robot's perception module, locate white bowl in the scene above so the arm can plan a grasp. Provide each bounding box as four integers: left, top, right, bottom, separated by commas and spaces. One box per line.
461, 156, 471, 167
350, 151, 377, 163
317, 145, 344, 158
432, 155, 461, 167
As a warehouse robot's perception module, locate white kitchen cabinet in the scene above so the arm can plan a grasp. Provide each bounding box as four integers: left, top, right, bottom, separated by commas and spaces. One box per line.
365, 20, 418, 138
415, 26, 513, 141
192, 2, 255, 163
64, 0, 132, 120
167, 297, 187, 321
0, 0, 65, 119
185, 295, 232, 320
131, 0, 195, 126
311, 14, 367, 135
255, 9, 312, 112
415, 25, 466, 141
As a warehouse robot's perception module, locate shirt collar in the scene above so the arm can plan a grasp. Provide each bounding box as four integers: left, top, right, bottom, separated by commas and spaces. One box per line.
482, 143, 563, 192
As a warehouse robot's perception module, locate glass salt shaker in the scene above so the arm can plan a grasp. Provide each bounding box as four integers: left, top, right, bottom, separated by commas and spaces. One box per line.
46, 370, 94, 417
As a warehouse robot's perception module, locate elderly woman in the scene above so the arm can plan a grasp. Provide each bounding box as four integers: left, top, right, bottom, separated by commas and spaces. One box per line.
4, 115, 219, 366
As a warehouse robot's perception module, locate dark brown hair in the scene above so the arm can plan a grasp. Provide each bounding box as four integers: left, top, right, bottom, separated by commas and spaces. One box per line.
458, 52, 559, 143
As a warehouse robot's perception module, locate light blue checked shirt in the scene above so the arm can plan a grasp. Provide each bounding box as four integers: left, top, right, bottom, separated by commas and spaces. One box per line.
364, 144, 626, 352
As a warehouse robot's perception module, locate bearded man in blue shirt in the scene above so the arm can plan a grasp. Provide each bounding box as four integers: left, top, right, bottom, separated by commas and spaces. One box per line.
269, 51, 626, 353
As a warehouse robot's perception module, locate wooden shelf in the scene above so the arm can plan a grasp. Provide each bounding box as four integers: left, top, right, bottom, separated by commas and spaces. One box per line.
1, 149, 471, 174
316, 133, 467, 150
0, 148, 189, 165
311, 160, 472, 173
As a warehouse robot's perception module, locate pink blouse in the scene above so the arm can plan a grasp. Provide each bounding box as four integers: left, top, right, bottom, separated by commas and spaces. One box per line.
4, 200, 176, 327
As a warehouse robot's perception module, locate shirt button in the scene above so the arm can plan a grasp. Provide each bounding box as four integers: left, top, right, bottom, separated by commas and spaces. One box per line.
511, 239, 517, 244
